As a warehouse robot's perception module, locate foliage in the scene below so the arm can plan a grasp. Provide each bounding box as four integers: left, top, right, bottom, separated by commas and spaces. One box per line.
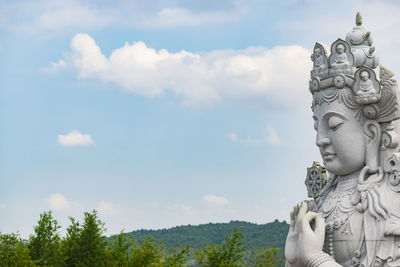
163, 245, 190, 267
28, 211, 64, 266
128, 219, 289, 252
1, 211, 287, 266
105, 231, 131, 266
0, 232, 36, 266
248, 247, 284, 267
63, 217, 82, 267
195, 227, 246, 267
105, 232, 189, 266
63, 210, 107, 267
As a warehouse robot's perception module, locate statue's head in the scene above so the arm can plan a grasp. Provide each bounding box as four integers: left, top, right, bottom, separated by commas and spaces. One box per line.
309, 14, 400, 178
360, 70, 369, 82
314, 47, 322, 57
336, 43, 345, 54
313, 93, 366, 176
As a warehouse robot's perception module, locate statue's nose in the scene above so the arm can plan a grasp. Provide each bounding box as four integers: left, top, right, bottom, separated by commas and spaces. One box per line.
316, 135, 331, 147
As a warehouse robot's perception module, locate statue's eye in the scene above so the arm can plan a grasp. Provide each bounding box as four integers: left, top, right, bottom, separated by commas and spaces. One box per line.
313, 116, 318, 130
328, 116, 344, 130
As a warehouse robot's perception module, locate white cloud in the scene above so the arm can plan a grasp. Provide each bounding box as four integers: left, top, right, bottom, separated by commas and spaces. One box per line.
140, 7, 244, 28
34, 6, 113, 31
2, 0, 115, 35
168, 204, 193, 214
228, 125, 284, 146
266, 125, 283, 145
0, 0, 243, 35
47, 194, 71, 211
57, 130, 94, 147
55, 33, 311, 108
43, 59, 67, 73
228, 133, 265, 146
97, 201, 117, 215
203, 194, 229, 206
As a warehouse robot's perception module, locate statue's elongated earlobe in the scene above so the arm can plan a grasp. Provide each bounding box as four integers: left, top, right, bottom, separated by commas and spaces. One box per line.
363, 120, 382, 173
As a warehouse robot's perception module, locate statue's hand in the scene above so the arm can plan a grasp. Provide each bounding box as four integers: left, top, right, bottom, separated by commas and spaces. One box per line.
285, 202, 308, 267
298, 211, 326, 265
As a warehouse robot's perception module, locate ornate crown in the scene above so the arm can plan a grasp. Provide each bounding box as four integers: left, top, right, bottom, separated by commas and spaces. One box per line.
309, 12, 400, 124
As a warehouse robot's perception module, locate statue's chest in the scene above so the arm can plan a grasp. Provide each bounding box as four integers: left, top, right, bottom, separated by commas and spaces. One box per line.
320, 188, 365, 266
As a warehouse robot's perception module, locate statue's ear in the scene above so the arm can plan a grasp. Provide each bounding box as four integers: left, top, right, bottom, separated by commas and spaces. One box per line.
363, 120, 382, 173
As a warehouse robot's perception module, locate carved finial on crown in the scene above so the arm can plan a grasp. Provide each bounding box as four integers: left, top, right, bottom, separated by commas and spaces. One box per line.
345, 12, 379, 68
356, 12, 362, 26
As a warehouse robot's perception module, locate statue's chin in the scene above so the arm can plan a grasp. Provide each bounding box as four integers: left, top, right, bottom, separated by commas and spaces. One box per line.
324, 159, 364, 177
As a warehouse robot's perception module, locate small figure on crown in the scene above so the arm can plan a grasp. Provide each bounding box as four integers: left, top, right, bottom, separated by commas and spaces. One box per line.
358, 70, 373, 95
332, 43, 350, 68
311, 43, 329, 78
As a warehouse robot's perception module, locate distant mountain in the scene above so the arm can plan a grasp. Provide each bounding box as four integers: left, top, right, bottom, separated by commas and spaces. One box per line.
126, 219, 289, 252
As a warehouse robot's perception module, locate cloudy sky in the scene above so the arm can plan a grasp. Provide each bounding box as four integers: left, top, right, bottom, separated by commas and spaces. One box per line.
2, 0, 400, 238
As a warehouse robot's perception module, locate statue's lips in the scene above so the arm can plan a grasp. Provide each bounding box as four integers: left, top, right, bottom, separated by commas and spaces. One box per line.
323, 152, 336, 161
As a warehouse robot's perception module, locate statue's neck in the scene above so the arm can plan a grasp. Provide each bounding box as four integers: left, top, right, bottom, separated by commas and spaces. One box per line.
336, 170, 361, 192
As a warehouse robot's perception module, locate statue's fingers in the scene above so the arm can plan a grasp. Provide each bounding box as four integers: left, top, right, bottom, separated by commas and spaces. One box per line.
296, 202, 308, 226
290, 211, 295, 229
300, 211, 316, 235
292, 204, 299, 224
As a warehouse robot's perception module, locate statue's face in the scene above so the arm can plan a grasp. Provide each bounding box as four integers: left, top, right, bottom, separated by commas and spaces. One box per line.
313, 99, 365, 175
361, 71, 369, 82
315, 48, 321, 56
336, 44, 344, 54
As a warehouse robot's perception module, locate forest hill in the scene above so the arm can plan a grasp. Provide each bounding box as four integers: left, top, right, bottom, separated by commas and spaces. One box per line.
0, 210, 289, 266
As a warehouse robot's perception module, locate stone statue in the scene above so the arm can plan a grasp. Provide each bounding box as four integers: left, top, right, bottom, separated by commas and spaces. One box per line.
332, 44, 350, 67
311, 44, 329, 78
286, 13, 400, 267
345, 12, 379, 68
328, 39, 354, 76
358, 70, 374, 95
313, 48, 325, 68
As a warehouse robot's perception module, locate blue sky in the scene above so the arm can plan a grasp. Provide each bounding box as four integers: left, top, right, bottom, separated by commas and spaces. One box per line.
2, 0, 400, 238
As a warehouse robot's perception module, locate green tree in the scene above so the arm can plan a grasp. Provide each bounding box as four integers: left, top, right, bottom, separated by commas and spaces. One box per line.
68, 210, 107, 267
63, 217, 82, 267
248, 247, 284, 267
163, 245, 189, 267
195, 228, 246, 267
28, 211, 64, 266
106, 231, 131, 266
127, 237, 164, 266
0, 232, 36, 266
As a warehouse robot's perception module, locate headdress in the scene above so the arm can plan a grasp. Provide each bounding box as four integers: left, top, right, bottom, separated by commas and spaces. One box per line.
309, 13, 400, 124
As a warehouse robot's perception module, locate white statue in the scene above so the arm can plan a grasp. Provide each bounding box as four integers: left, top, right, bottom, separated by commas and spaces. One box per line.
313, 47, 327, 69
331, 44, 350, 68
345, 12, 379, 69
357, 70, 374, 96
287, 13, 400, 267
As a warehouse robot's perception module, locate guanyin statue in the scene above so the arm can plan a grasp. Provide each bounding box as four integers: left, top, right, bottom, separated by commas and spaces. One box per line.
285, 13, 400, 267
